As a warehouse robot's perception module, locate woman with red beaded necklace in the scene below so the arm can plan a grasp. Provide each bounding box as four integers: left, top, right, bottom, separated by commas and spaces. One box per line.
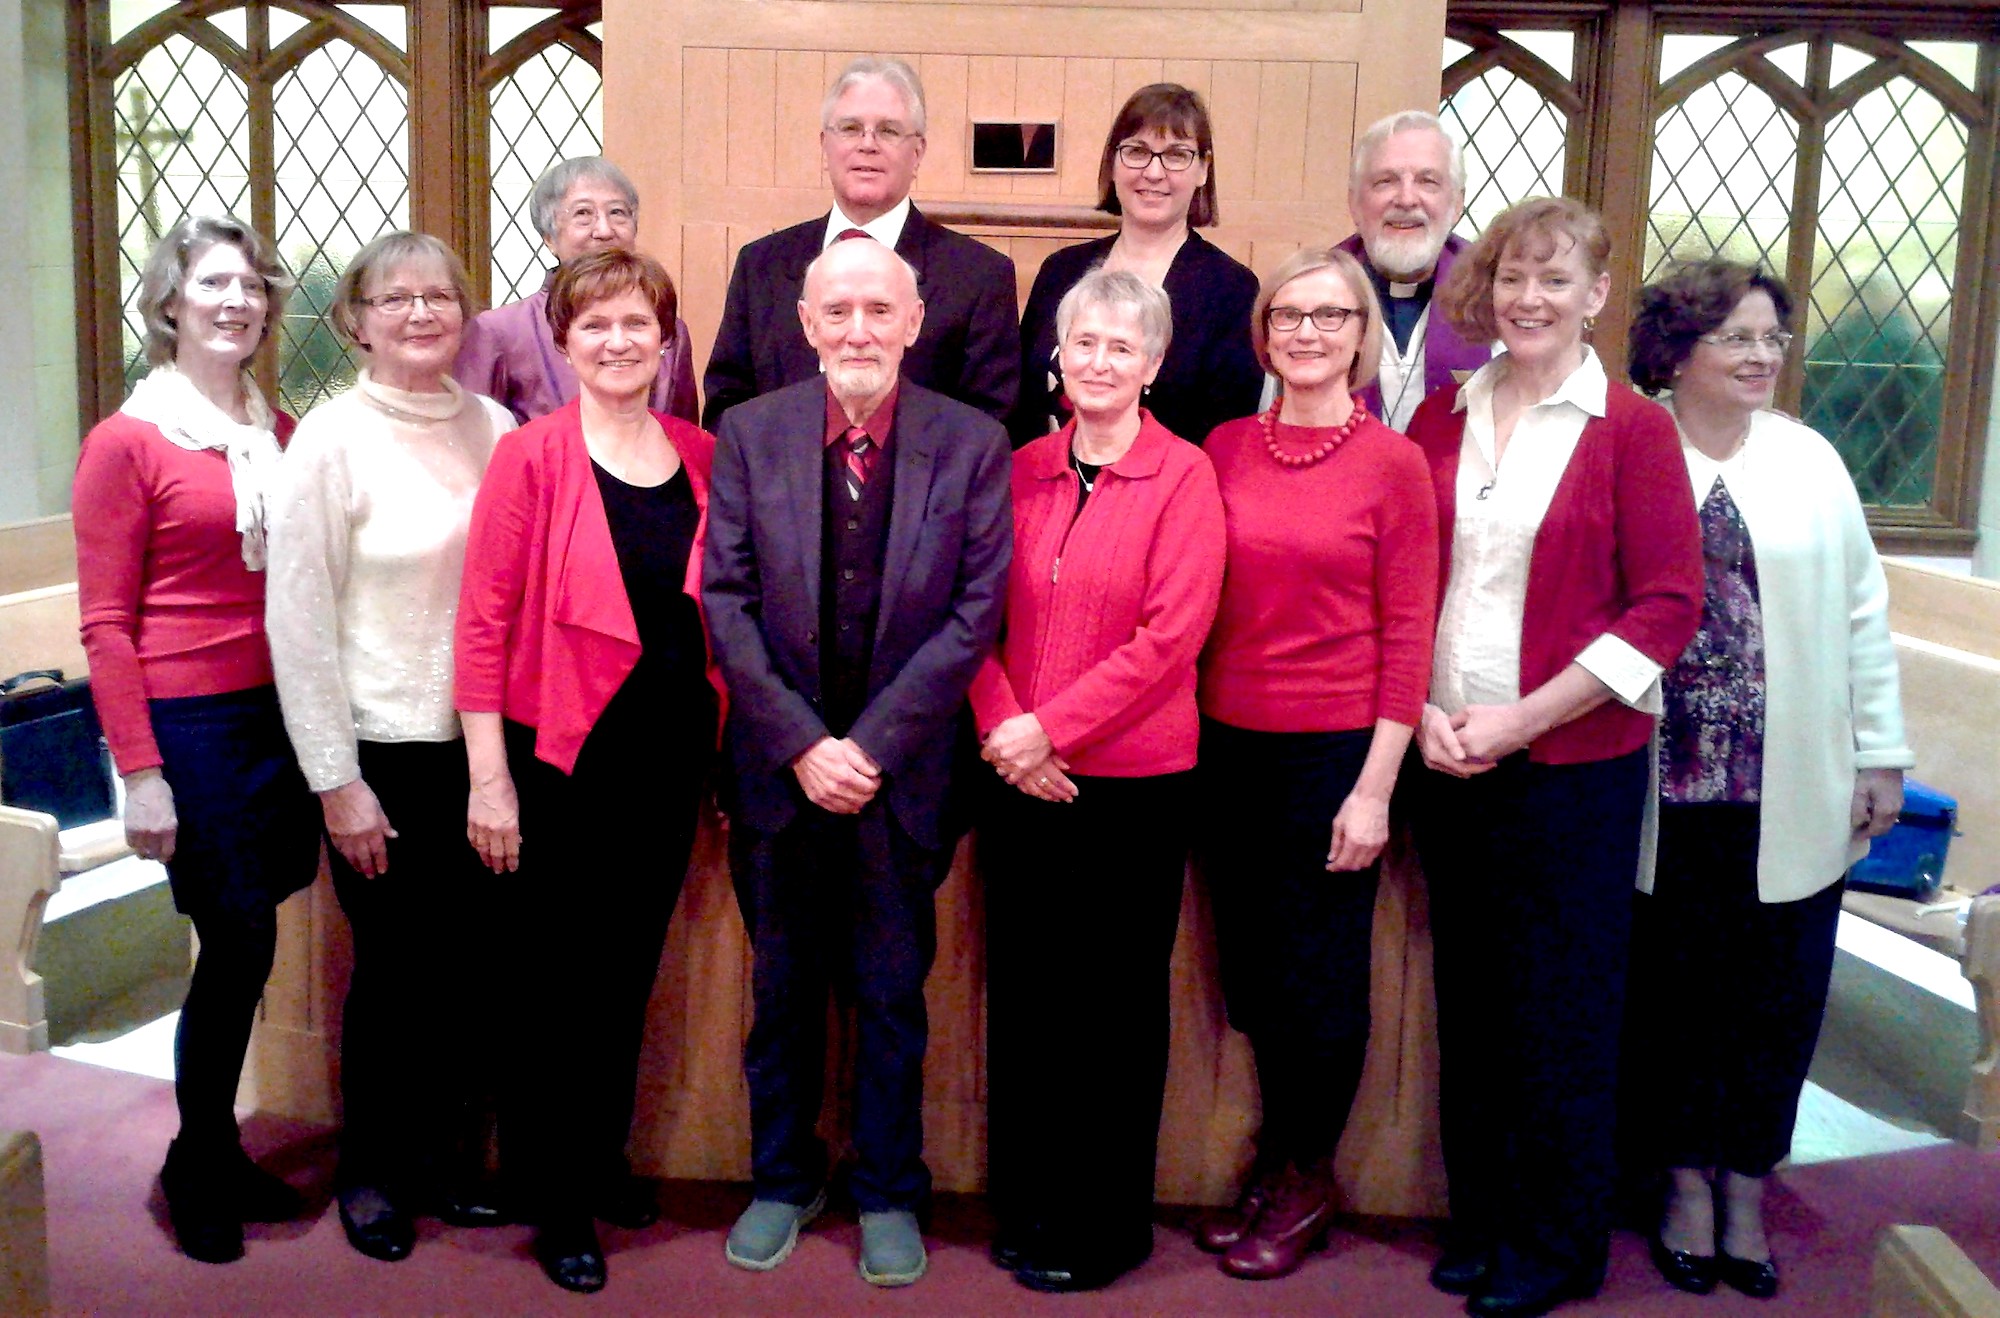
1191, 244, 1438, 1281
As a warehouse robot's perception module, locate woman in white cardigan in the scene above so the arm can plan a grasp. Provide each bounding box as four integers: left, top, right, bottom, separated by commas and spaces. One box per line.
266, 231, 513, 1261
1622, 260, 1913, 1302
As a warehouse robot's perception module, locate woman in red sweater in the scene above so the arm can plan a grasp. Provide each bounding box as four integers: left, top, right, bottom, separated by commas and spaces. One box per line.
72, 216, 320, 1264
1191, 246, 1438, 1280
1407, 198, 1701, 1318
455, 249, 723, 1293
970, 267, 1225, 1294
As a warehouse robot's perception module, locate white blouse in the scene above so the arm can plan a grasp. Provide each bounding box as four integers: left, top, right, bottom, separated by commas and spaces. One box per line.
1430, 348, 1662, 716
265, 371, 513, 792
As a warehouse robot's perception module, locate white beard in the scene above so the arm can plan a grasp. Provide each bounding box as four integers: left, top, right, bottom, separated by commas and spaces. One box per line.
826, 358, 890, 402
1363, 225, 1448, 283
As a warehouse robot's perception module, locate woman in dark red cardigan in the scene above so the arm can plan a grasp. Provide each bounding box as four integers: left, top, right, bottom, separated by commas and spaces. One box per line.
455, 249, 723, 1294
1191, 245, 1438, 1280
970, 267, 1225, 1294
1406, 198, 1701, 1318
72, 216, 319, 1264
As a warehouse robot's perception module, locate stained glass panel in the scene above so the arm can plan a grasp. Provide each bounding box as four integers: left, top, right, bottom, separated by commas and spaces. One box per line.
488, 40, 603, 304
1645, 72, 1796, 280
1442, 64, 1568, 239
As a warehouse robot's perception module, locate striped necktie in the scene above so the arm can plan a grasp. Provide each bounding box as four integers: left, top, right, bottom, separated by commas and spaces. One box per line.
842, 425, 876, 501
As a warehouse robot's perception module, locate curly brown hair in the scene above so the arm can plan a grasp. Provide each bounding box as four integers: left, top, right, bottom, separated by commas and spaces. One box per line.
547, 247, 678, 351
1435, 196, 1609, 344
1628, 260, 1794, 395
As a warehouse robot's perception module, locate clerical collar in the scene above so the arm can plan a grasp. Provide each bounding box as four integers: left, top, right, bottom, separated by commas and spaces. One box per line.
1389, 280, 1423, 298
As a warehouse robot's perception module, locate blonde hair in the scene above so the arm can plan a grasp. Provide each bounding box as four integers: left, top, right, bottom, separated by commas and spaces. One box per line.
1249, 246, 1384, 390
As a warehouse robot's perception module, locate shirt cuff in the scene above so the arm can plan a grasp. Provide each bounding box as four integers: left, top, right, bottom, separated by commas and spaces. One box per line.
1576, 634, 1664, 715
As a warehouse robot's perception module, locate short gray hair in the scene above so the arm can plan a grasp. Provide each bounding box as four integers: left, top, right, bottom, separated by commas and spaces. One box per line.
822, 56, 928, 136
1053, 267, 1172, 364
528, 156, 640, 243
1348, 110, 1466, 198
328, 231, 480, 349
136, 215, 292, 367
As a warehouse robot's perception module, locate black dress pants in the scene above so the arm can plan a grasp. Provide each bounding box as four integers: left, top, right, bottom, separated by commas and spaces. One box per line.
504, 696, 709, 1224
1413, 748, 1647, 1282
324, 738, 498, 1195
980, 770, 1192, 1263
1197, 721, 1377, 1170
1623, 802, 1843, 1178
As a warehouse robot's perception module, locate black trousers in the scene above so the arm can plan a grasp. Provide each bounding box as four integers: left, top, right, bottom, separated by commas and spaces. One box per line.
1623, 802, 1843, 1178
1197, 721, 1377, 1170
730, 800, 951, 1213
1413, 748, 1647, 1281
325, 739, 498, 1194
980, 770, 1192, 1260
504, 697, 708, 1224
150, 688, 320, 1155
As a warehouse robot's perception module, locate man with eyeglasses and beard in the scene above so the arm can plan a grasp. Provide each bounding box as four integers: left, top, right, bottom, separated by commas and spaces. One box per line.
1335, 111, 1492, 431
701, 56, 1019, 429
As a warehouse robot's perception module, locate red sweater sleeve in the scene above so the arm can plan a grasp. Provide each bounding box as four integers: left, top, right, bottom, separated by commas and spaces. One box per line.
73, 420, 161, 774
454, 428, 538, 713
1373, 438, 1441, 727
1037, 456, 1227, 758
1605, 398, 1702, 667
968, 652, 1024, 738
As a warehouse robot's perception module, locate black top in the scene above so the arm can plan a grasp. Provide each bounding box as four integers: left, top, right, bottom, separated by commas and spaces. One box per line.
1069, 447, 1103, 520
591, 462, 709, 730
1364, 263, 1434, 355
818, 438, 898, 736
1011, 229, 1264, 449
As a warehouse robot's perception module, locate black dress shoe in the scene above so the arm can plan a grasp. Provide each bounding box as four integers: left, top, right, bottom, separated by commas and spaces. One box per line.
338, 1186, 415, 1262
432, 1188, 508, 1228
1430, 1243, 1493, 1295
990, 1223, 1041, 1271
1718, 1251, 1779, 1299
537, 1222, 608, 1293
1013, 1233, 1151, 1294
593, 1174, 660, 1230
1649, 1235, 1718, 1294
1465, 1267, 1599, 1318
161, 1139, 244, 1265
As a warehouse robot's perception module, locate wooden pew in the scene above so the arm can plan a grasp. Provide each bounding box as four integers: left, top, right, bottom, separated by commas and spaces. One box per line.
1871, 1224, 2000, 1318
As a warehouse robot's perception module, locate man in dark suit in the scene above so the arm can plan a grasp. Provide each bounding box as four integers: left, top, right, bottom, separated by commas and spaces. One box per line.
701, 55, 1020, 430
703, 236, 1011, 1288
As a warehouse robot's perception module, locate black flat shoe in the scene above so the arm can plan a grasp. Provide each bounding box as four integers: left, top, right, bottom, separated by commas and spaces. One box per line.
1649, 1235, 1718, 1294
537, 1222, 607, 1293
226, 1152, 305, 1223
1431, 1243, 1493, 1295
338, 1186, 415, 1262
593, 1174, 659, 1230
161, 1140, 244, 1265
1719, 1251, 1779, 1299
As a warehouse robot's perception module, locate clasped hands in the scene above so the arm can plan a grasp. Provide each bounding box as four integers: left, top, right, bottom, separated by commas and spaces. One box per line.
793, 736, 881, 814
982, 712, 1076, 803
1418, 701, 1536, 778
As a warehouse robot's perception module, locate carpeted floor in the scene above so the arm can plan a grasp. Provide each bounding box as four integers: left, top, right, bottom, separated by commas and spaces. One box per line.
5, 1050, 1997, 1316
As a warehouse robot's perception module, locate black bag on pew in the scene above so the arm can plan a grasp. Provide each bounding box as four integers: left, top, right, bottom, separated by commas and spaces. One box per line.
0, 669, 117, 829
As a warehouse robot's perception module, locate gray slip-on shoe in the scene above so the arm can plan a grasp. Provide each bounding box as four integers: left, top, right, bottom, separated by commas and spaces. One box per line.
724, 1187, 826, 1271
859, 1209, 928, 1287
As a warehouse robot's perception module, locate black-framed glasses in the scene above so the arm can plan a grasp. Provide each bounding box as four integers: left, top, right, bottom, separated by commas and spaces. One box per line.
1266, 304, 1360, 333
1114, 142, 1201, 172
1697, 330, 1794, 356
358, 288, 461, 315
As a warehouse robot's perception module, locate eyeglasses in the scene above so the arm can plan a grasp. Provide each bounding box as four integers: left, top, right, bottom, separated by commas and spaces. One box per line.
1114, 142, 1202, 172
1697, 330, 1793, 356
826, 119, 918, 146
1267, 304, 1360, 333
563, 204, 634, 232
359, 288, 461, 315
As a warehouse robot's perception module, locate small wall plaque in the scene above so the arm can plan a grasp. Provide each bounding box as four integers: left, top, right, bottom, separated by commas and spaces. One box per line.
971, 121, 1058, 174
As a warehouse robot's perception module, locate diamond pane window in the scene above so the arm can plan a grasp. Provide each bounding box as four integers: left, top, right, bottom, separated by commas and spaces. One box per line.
488, 41, 604, 304
1803, 78, 1966, 507
1443, 65, 1568, 239
112, 35, 252, 389
272, 39, 410, 414
1645, 72, 1796, 281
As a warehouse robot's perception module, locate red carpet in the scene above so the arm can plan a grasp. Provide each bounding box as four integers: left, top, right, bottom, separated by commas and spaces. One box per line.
4, 1050, 1997, 1316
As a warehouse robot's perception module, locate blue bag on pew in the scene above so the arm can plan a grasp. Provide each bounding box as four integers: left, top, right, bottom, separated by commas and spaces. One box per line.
1847, 778, 1958, 900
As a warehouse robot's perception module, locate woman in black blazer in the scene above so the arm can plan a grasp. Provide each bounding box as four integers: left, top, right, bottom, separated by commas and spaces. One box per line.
1010, 83, 1263, 448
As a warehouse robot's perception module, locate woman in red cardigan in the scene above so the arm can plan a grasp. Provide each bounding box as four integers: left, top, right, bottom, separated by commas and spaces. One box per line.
1406, 198, 1701, 1318
1191, 246, 1438, 1280
72, 216, 320, 1264
454, 249, 723, 1294
970, 267, 1225, 1293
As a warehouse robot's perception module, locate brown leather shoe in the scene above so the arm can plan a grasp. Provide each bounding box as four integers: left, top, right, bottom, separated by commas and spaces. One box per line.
1195, 1171, 1274, 1253
1220, 1164, 1335, 1280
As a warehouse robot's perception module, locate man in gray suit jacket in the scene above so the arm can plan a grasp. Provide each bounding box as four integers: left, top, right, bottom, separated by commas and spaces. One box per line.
703, 236, 1012, 1288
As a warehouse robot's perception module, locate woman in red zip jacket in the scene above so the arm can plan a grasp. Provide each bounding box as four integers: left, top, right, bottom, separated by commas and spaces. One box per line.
454, 247, 725, 1295
970, 266, 1226, 1295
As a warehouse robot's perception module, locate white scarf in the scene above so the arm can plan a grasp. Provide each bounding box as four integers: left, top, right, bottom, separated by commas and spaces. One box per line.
121, 364, 284, 570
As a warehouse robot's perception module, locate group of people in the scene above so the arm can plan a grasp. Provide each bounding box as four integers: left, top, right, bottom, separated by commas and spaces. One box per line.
70, 51, 1911, 1316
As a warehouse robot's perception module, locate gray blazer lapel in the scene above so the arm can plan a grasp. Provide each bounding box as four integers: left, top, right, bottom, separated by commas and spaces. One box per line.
778, 389, 825, 619
874, 399, 937, 646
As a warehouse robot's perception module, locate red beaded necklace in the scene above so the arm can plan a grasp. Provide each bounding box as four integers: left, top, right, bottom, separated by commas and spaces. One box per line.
1261, 395, 1370, 468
